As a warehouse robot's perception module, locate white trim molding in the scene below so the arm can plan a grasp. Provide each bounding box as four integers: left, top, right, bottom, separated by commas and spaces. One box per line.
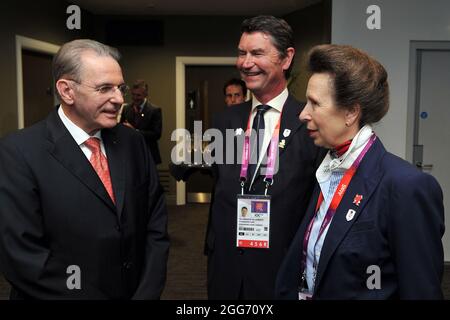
16, 35, 60, 129
175, 56, 236, 205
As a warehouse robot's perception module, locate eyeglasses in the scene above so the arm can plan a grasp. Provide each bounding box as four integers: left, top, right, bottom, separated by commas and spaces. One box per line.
68, 79, 129, 97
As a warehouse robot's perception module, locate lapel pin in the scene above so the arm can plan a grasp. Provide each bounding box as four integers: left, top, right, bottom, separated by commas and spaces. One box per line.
353, 194, 363, 206
346, 209, 356, 222
278, 139, 286, 149
283, 129, 291, 137
235, 128, 243, 136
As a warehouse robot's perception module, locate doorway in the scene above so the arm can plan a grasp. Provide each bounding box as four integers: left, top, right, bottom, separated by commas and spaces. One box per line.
15, 35, 59, 129
174, 56, 236, 205
22, 49, 55, 127
408, 41, 450, 261
185, 65, 241, 203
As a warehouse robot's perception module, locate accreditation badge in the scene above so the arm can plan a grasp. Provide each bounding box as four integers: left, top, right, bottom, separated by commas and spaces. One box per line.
298, 291, 313, 300
236, 194, 271, 249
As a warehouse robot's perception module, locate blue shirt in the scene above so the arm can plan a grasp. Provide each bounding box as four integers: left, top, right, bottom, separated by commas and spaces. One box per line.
305, 170, 345, 292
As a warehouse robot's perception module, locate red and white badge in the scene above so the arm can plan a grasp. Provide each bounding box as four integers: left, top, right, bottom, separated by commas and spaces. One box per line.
353, 194, 363, 206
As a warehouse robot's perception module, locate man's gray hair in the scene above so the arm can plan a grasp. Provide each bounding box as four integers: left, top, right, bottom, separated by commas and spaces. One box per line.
52, 39, 121, 100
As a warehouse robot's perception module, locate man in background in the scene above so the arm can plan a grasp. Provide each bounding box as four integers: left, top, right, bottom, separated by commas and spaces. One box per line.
120, 80, 162, 165
223, 78, 247, 106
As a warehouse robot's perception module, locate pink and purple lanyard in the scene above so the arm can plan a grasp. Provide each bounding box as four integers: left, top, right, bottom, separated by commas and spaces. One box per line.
239, 109, 282, 195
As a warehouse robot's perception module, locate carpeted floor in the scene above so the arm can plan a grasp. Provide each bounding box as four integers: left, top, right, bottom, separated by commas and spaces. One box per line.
161, 204, 209, 299
0, 203, 449, 300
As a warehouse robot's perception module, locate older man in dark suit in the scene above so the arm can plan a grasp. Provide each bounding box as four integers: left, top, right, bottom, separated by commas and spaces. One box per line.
205, 15, 325, 300
0, 39, 169, 299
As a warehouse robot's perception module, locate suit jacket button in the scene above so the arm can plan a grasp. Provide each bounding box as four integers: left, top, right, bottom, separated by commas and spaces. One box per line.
239, 249, 244, 255
115, 225, 121, 232
123, 262, 133, 269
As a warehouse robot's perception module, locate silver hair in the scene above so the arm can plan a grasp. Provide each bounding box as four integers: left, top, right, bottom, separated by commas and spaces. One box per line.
52, 39, 121, 100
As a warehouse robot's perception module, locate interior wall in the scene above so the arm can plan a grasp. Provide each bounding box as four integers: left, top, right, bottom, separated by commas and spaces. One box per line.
0, 0, 93, 137
96, 16, 245, 178
331, 0, 450, 159
284, 0, 331, 102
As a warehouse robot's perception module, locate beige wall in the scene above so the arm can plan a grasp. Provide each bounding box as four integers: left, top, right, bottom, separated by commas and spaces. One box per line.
110, 16, 246, 172
284, 0, 331, 101
0, 0, 94, 137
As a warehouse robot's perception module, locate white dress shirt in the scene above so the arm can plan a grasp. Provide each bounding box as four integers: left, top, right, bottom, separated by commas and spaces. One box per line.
249, 88, 288, 185
58, 105, 107, 159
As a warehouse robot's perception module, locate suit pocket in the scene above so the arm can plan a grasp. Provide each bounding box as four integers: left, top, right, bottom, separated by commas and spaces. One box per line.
349, 220, 374, 233
340, 221, 375, 248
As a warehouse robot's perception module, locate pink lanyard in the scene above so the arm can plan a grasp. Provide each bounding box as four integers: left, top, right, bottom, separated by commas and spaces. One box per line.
301, 134, 377, 276
239, 109, 282, 193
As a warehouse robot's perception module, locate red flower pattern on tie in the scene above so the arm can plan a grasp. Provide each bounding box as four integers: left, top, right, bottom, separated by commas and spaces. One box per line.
84, 137, 115, 204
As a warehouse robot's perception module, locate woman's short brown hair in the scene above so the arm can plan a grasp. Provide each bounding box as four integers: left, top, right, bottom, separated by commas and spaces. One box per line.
308, 44, 389, 126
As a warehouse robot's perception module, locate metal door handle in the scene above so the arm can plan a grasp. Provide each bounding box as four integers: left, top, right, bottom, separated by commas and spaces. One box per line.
416, 162, 433, 169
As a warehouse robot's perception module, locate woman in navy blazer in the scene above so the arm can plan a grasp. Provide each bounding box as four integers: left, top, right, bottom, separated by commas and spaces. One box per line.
275, 44, 445, 299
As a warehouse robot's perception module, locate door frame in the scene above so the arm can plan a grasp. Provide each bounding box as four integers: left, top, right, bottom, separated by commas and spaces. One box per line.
175, 56, 236, 205
406, 41, 450, 163
15, 35, 60, 129
407, 41, 450, 262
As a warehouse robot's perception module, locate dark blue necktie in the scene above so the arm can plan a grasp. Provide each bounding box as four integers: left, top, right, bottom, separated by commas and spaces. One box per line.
248, 105, 271, 181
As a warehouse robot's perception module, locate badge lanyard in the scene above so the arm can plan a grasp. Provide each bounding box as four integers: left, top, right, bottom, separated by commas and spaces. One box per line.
239, 109, 282, 195
300, 133, 377, 291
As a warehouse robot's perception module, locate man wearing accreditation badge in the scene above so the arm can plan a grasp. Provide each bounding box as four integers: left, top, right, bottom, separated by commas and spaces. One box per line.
205, 15, 325, 300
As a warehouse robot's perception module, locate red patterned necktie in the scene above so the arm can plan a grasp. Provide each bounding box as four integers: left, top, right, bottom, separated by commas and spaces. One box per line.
84, 137, 116, 204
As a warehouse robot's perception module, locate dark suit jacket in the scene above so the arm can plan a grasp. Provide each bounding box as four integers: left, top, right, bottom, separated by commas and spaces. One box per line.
0, 108, 169, 299
206, 95, 325, 299
120, 101, 162, 165
275, 138, 445, 299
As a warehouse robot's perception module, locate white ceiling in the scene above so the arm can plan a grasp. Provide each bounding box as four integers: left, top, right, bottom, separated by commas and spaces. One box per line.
70, 0, 322, 16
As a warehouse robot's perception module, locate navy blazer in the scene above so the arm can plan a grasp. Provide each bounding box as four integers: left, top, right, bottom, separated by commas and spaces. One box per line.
275, 138, 445, 299
0, 108, 169, 299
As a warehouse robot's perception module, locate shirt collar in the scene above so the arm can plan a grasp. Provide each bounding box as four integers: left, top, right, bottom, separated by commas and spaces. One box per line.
58, 105, 102, 146
251, 87, 288, 113
138, 98, 147, 112
316, 124, 374, 183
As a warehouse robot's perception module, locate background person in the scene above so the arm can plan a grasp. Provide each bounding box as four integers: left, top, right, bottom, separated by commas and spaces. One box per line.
224, 78, 247, 106
120, 80, 162, 165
